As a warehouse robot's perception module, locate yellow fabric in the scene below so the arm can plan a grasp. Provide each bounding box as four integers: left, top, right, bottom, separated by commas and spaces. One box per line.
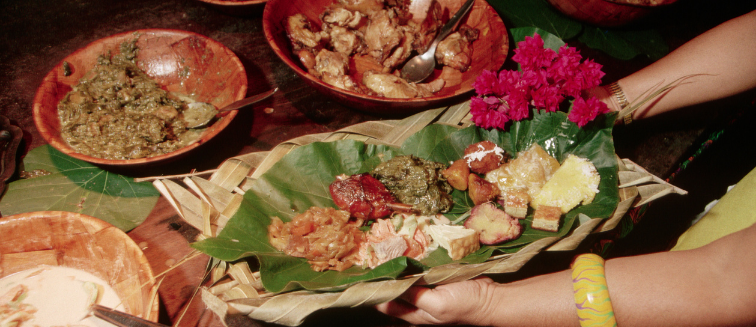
672, 167, 756, 251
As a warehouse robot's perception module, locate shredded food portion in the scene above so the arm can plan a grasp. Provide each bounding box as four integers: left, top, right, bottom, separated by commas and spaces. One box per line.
268, 207, 366, 272
0, 285, 35, 326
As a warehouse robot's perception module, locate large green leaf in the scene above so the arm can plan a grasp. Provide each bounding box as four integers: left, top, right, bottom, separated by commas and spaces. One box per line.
490, 0, 669, 60
401, 110, 619, 267
489, 0, 582, 40
193, 110, 619, 293
0, 145, 160, 231
579, 26, 668, 61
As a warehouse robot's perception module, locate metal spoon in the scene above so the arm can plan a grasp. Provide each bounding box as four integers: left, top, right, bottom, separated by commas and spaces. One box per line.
399, 0, 476, 83
183, 87, 278, 129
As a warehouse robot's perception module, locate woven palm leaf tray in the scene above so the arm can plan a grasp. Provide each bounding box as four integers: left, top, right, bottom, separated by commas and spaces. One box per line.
151, 102, 686, 326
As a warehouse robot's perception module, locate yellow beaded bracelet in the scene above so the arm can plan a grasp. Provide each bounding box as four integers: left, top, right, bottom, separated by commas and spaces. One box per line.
571, 254, 617, 327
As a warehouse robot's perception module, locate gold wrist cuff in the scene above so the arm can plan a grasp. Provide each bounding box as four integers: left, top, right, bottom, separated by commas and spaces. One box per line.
608, 82, 632, 124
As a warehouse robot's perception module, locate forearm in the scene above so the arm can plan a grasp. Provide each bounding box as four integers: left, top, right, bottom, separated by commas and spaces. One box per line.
482, 269, 579, 327
619, 9, 756, 120
606, 223, 756, 326
483, 223, 756, 327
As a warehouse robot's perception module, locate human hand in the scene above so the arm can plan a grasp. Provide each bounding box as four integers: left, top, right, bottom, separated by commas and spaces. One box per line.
583, 85, 621, 113
374, 277, 499, 326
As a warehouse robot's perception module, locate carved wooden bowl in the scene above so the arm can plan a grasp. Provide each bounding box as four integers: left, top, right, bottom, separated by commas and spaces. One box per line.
0, 211, 159, 322
33, 29, 248, 167
196, 0, 267, 16
546, 0, 678, 27
263, 0, 509, 115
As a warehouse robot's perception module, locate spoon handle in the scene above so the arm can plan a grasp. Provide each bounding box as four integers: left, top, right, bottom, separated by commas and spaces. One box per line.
433, 0, 476, 47
218, 87, 278, 112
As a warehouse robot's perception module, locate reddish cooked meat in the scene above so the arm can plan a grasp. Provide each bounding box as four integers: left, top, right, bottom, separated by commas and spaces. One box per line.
330, 173, 400, 220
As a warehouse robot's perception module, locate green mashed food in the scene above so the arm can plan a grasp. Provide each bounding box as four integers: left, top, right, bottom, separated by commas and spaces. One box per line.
57, 39, 202, 160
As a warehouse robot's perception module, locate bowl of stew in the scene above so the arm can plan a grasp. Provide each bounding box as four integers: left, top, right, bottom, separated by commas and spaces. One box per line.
263, 0, 509, 115
33, 29, 248, 167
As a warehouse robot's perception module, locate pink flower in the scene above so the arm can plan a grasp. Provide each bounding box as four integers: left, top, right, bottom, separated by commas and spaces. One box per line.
578, 59, 605, 90
531, 85, 563, 112
568, 97, 611, 127
495, 70, 522, 96
506, 88, 531, 120
473, 70, 499, 96
470, 96, 510, 129
470, 32, 608, 130
512, 34, 557, 71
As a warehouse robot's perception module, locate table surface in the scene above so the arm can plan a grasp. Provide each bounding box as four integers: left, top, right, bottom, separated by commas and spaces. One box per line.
2, 0, 755, 326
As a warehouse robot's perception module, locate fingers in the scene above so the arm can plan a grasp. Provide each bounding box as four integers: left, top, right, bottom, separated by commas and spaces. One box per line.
374, 296, 442, 325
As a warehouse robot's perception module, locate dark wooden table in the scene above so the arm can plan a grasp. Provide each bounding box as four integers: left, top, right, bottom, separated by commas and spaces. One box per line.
1, 0, 755, 326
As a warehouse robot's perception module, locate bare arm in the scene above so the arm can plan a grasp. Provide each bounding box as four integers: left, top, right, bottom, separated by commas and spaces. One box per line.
593, 9, 756, 119
375, 222, 756, 326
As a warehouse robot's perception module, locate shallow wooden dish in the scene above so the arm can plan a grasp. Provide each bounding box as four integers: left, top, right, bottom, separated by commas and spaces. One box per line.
196, 0, 267, 16
546, 0, 678, 27
33, 29, 248, 167
0, 211, 159, 322
263, 0, 509, 115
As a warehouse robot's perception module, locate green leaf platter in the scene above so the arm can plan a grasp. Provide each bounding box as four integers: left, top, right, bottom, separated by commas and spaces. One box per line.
192, 110, 620, 294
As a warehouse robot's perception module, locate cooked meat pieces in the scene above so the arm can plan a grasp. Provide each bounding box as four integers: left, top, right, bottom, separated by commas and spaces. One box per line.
321, 72, 362, 92
312, 49, 363, 92
329, 173, 398, 220
408, 0, 443, 53
286, 14, 322, 51
435, 24, 479, 72
320, 6, 366, 29
297, 49, 317, 71
364, 9, 404, 64
380, 26, 415, 72
362, 71, 444, 98
337, 0, 385, 15
323, 25, 365, 56
313, 49, 350, 77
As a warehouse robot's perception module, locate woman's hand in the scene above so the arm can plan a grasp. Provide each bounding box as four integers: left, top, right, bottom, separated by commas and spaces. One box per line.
374, 277, 499, 326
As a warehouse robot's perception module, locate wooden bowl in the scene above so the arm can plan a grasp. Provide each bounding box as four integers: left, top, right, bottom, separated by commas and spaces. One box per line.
0, 211, 159, 322
546, 0, 678, 27
33, 29, 248, 167
196, 0, 266, 16
263, 0, 509, 115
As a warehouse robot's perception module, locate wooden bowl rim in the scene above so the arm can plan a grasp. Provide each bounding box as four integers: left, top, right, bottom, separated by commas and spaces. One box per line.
197, 0, 267, 5
0, 210, 160, 322
32, 28, 248, 167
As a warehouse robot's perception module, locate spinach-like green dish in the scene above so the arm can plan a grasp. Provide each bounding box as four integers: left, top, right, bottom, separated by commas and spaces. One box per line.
57, 39, 201, 160
371, 155, 453, 215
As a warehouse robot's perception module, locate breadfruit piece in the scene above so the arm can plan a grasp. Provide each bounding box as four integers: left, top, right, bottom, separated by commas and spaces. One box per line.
464, 202, 522, 245
531, 154, 600, 213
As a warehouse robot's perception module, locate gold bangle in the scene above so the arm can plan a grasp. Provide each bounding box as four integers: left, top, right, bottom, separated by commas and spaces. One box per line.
608, 82, 632, 124
571, 254, 617, 327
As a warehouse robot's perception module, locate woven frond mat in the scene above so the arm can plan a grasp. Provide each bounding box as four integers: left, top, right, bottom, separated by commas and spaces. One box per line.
146, 102, 687, 326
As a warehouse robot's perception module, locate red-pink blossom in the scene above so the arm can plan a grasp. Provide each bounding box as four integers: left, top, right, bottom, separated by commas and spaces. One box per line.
470, 96, 510, 129
513, 34, 557, 71
473, 70, 499, 96
470, 32, 608, 130
568, 96, 611, 127
531, 85, 563, 112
